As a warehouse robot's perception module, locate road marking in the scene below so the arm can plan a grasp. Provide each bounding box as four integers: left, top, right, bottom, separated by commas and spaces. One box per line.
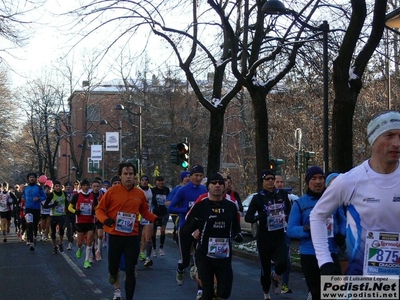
60, 251, 86, 277
60, 251, 106, 298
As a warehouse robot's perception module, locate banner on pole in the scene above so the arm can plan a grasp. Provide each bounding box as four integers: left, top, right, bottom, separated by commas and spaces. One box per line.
105, 132, 119, 152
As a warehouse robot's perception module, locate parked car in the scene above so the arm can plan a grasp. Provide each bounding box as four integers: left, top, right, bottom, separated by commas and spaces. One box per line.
239, 193, 258, 238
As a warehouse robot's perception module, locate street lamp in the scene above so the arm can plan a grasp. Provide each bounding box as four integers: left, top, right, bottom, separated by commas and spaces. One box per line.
62, 153, 71, 182
115, 104, 143, 174
263, 0, 330, 172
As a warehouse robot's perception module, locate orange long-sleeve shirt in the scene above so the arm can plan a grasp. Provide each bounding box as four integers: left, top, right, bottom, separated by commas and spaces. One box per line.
96, 184, 157, 236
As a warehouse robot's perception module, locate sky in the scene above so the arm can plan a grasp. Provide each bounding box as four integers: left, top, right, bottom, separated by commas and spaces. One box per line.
6, 0, 176, 90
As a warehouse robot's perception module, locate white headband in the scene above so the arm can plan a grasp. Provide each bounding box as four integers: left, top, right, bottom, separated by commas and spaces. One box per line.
367, 111, 400, 145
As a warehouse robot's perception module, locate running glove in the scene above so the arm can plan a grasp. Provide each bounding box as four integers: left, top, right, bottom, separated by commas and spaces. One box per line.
320, 262, 341, 275
104, 218, 115, 227
75, 209, 81, 215
334, 233, 346, 247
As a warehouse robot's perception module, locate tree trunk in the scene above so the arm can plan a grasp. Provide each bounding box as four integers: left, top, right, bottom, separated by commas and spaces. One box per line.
206, 109, 225, 177
248, 85, 269, 190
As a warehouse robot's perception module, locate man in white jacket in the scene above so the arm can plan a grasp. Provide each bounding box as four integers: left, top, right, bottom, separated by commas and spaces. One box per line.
310, 110, 400, 276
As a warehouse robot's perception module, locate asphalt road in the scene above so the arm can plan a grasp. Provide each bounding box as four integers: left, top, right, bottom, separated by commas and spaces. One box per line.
0, 222, 309, 300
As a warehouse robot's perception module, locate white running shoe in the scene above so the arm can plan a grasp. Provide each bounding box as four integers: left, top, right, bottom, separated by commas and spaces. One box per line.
113, 288, 122, 300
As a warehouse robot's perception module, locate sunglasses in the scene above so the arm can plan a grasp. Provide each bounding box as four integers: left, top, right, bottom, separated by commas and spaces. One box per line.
263, 177, 275, 181
209, 180, 224, 185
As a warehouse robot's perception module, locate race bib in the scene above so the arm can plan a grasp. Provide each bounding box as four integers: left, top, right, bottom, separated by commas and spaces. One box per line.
267, 214, 286, 231
363, 231, 400, 275
325, 214, 334, 238
0, 199, 6, 209
116, 211, 136, 233
55, 202, 65, 214
80, 203, 92, 216
207, 237, 230, 258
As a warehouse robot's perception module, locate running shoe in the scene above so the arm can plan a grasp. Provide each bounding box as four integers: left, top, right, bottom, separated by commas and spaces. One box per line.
83, 260, 91, 269
95, 249, 102, 261
89, 253, 94, 263
270, 271, 281, 295
67, 242, 72, 250
196, 291, 203, 300
159, 248, 165, 256
3, 237, 7, 243
152, 250, 157, 257
281, 283, 293, 294
144, 257, 153, 267
53, 246, 58, 254
29, 243, 35, 251
190, 265, 197, 280
263, 292, 271, 300
76, 246, 83, 259
139, 252, 146, 261
113, 288, 122, 300
109, 273, 118, 285
58, 243, 64, 252
176, 270, 184, 285
307, 291, 312, 300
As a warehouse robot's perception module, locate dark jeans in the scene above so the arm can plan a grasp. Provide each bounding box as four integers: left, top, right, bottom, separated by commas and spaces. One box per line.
50, 215, 66, 240
177, 227, 195, 272
301, 253, 341, 300
197, 255, 233, 300
257, 232, 287, 293
108, 234, 140, 300
25, 208, 40, 244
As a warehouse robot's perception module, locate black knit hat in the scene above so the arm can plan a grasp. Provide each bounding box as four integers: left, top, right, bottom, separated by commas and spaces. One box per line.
261, 169, 275, 179
305, 166, 324, 185
26, 172, 37, 180
190, 164, 204, 175
206, 173, 225, 187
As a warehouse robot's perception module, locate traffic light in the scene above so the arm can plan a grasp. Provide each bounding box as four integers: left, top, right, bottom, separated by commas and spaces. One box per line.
177, 142, 189, 169
304, 151, 316, 168
170, 144, 179, 165
269, 158, 275, 170
274, 158, 284, 175
269, 157, 284, 175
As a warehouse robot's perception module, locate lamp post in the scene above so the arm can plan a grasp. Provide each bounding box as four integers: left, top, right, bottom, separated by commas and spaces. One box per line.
115, 104, 143, 174
263, 0, 330, 172
385, 8, 400, 109
62, 153, 71, 182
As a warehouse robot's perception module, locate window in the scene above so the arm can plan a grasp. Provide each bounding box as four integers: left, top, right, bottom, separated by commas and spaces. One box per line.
87, 105, 100, 121
88, 158, 100, 173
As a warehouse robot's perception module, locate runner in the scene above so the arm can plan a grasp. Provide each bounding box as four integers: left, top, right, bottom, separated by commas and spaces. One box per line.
68, 179, 99, 269
0, 182, 17, 242
43, 180, 68, 254
22, 173, 46, 251
96, 162, 162, 300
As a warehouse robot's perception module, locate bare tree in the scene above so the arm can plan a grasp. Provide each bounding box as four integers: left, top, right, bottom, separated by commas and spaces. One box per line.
18, 76, 66, 178
331, 0, 387, 171
0, 0, 45, 67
